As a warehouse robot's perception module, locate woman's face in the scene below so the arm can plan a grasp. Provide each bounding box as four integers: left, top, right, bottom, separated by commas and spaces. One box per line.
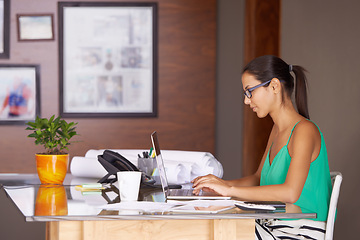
241, 72, 274, 118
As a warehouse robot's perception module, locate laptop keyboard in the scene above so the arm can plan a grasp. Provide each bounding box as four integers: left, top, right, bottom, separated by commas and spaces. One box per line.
169, 188, 195, 196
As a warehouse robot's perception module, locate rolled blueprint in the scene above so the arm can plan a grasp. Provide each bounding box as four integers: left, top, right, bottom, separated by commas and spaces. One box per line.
70, 157, 107, 179
71, 149, 223, 184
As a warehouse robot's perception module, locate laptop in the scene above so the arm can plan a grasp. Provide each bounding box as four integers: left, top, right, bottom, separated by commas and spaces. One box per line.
150, 131, 230, 200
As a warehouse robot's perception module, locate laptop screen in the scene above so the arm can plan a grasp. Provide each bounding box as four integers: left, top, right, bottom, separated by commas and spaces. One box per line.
151, 131, 169, 196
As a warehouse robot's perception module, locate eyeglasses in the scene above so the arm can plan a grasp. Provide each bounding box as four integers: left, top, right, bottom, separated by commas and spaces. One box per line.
243, 80, 272, 99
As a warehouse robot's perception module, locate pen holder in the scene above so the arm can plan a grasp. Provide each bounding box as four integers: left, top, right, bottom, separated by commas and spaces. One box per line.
138, 157, 156, 176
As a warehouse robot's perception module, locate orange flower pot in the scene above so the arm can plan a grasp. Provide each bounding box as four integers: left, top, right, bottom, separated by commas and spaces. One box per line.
36, 154, 69, 185
35, 185, 68, 216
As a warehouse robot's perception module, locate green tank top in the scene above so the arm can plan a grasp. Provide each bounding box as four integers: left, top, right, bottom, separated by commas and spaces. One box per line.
260, 121, 332, 221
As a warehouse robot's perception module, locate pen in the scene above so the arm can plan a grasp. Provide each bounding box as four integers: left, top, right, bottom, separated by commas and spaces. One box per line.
149, 147, 153, 157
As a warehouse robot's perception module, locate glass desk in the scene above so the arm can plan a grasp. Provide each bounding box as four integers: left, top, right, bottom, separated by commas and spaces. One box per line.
0, 174, 316, 240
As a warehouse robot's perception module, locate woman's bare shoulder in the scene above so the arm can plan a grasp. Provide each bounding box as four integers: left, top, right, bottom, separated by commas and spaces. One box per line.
292, 119, 321, 143
296, 119, 319, 133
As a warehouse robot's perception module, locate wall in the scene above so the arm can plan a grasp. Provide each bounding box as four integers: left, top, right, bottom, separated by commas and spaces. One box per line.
0, 0, 216, 173
217, 0, 359, 238
216, 0, 245, 180
281, 0, 360, 238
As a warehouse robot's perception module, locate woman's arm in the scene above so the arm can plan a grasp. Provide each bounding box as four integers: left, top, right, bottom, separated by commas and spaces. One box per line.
193, 121, 319, 203
225, 175, 260, 187
192, 126, 276, 193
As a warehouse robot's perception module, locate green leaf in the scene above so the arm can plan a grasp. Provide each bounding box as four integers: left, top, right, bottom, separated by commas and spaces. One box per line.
27, 133, 37, 138
49, 115, 55, 122
25, 115, 79, 154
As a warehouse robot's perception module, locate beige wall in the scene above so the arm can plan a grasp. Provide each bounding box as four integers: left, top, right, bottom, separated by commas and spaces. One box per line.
217, 0, 359, 238
216, 0, 245, 180
281, 0, 360, 238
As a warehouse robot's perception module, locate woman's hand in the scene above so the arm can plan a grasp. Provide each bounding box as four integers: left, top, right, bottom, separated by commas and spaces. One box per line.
191, 174, 231, 196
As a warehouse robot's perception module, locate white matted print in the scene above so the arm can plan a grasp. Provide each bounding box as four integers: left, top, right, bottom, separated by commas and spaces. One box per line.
17, 14, 54, 41
0, 0, 10, 58
0, 65, 40, 124
59, 2, 157, 117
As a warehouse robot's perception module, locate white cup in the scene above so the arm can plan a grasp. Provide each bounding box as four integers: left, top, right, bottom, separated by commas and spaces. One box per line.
117, 171, 142, 201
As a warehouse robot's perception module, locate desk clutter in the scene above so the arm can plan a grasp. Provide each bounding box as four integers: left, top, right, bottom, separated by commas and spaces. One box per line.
71, 183, 284, 214
70, 149, 224, 185
98, 199, 237, 214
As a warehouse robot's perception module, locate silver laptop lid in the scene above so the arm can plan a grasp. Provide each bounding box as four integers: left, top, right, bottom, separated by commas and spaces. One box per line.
151, 131, 169, 197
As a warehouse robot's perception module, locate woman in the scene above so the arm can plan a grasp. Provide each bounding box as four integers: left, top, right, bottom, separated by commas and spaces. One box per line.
192, 55, 332, 239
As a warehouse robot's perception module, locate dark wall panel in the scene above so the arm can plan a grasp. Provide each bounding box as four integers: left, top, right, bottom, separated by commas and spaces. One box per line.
242, 0, 280, 176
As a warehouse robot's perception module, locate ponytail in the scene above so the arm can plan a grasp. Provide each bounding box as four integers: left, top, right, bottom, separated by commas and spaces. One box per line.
292, 65, 309, 119
243, 55, 310, 119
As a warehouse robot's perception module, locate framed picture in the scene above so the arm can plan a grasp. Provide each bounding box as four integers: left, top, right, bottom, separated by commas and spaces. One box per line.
17, 14, 55, 41
0, 65, 41, 125
0, 0, 10, 58
58, 2, 158, 117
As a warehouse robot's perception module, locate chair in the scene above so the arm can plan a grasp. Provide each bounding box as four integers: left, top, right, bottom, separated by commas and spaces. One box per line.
325, 172, 343, 240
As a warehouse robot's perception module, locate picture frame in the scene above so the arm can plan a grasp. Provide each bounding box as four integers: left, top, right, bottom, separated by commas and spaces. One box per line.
0, 0, 10, 58
58, 2, 158, 118
17, 14, 55, 41
0, 65, 41, 125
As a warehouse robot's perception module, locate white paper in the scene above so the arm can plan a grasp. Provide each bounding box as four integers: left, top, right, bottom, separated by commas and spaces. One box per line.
98, 201, 181, 212
70, 156, 107, 178
167, 199, 235, 207
70, 149, 224, 184
98, 199, 236, 213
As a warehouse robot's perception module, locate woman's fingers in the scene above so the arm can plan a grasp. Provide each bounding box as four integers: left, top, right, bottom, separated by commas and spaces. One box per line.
201, 187, 216, 193
193, 180, 217, 193
191, 174, 230, 196
192, 174, 216, 187
192, 176, 231, 196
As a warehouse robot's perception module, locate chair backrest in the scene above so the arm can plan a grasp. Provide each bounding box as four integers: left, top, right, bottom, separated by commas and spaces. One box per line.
325, 172, 343, 240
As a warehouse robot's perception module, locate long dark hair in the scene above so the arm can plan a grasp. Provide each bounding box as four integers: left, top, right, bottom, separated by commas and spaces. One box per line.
243, 55, 309, 119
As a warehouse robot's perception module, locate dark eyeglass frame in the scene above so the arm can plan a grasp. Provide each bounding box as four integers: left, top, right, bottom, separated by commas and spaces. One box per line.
243, 79, 272, 99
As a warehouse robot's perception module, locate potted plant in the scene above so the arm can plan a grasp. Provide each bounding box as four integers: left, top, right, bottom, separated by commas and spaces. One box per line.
26, 115, 78, 184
